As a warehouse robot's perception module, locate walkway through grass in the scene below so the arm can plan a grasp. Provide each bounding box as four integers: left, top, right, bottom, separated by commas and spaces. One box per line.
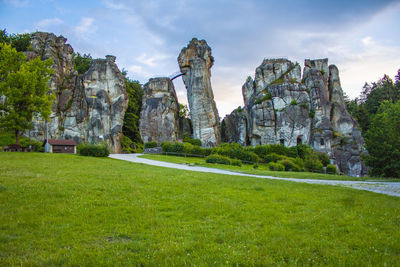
1, 153, 399, 265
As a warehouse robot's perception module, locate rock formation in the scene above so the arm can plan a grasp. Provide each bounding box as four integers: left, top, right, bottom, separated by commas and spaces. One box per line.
223, 58, 366, 176
139, 78, 180, 143
178, 38, 221, 147
27, 32, 128, 153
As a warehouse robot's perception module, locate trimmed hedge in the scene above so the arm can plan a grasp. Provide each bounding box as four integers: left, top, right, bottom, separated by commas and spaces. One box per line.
77, 144, 109, 157
161, 142, 211, 156
212, 143, 259, 163
206, 154, 232, 165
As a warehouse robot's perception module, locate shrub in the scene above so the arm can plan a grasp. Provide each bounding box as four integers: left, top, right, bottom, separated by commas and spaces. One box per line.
278, 159, 302, 172
144, 141, 158, 149
183, 142, 195, 154
292, 157, 305, 170
20, 138, 43, 152
77, 143, 109, 157
231, 159, 242, 167
317, 152, 330, 166
183, 136, 202, 146
212, 143, 259, 163
268, 162, 285, 171
263, 153, 281, 163
254, 144, 288, 158
304, 157, 324, 172
326, 164, 338, 174
206, 154, 231, 165
287, 146, 299, 158
161, 141, 208, 156
296, 144, 311, 160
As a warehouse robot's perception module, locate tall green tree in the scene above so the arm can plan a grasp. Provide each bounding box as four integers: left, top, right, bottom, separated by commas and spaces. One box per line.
121, 76, 143, 151
0, 29, 31, 52
0, 43, 54, 145
364, 101, 400, 178
345, 72, 400, 134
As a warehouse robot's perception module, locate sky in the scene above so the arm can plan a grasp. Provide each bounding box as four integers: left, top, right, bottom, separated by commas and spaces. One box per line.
1, 0, 400, 117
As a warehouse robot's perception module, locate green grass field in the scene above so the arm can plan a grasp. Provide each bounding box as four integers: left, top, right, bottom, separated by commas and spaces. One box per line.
1, 153, 400, 266
139, 154, 398, 182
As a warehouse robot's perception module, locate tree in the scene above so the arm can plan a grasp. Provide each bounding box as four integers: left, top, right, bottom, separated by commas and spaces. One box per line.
364, 101, 400, 178
0, 43, 54, 145
346, 71, 400, 134
0, 29, 31, 52
72, 52, 92, 75
121, 76, 143, 149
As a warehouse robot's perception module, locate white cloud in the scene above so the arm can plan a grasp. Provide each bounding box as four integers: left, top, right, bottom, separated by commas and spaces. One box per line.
4, 0, 28, 7
103, 0, 128, 11
361, 36, 375, 46
74, 17, 96, 35
126, 64, 153, 79
136, 53, 169, 67
34, 18, 63, 30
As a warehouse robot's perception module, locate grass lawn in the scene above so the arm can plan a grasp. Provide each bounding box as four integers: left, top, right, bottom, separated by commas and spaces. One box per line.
139, 154, 398, 182
1, 152, 400, 266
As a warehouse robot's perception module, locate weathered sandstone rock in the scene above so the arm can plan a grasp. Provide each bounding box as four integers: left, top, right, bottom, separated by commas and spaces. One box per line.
139, 77, 180, 143
222, 58, 366, 176
27, 32, 128, 153
178, 38, 221, 147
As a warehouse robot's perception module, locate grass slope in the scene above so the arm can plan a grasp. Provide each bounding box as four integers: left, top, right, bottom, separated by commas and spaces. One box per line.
140, 154, 389, 181
0, 153, 399, 266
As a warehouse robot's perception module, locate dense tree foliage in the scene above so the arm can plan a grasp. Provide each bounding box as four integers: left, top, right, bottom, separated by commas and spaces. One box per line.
345, 70, 400, 177
345, 72, 400, 133
363, 101, 400, 177
0, 43, 54, 145
121, 76, 143, 152
0, 29, 31, 52
72, 52, 92, 75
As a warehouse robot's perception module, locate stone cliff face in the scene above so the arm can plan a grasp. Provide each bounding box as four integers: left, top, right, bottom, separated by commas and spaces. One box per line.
28, 32, 128, 153
178, 38, 221, 147
139, 78, 180, 143
223, 58, 366, 176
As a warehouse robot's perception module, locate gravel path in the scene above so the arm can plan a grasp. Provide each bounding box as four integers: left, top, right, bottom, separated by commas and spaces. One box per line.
109, 153, 400, 197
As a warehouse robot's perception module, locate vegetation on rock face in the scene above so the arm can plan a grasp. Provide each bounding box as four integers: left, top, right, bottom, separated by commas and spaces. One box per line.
345, 70, 400, 177
72, 52, 92, 75
121, 76, 143, 153
0, 43, 54, 145
179, 103, 189, 118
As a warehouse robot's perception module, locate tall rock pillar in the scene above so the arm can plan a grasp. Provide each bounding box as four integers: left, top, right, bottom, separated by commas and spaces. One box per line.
178, 38, 221, 147
139, 77, 180, 143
